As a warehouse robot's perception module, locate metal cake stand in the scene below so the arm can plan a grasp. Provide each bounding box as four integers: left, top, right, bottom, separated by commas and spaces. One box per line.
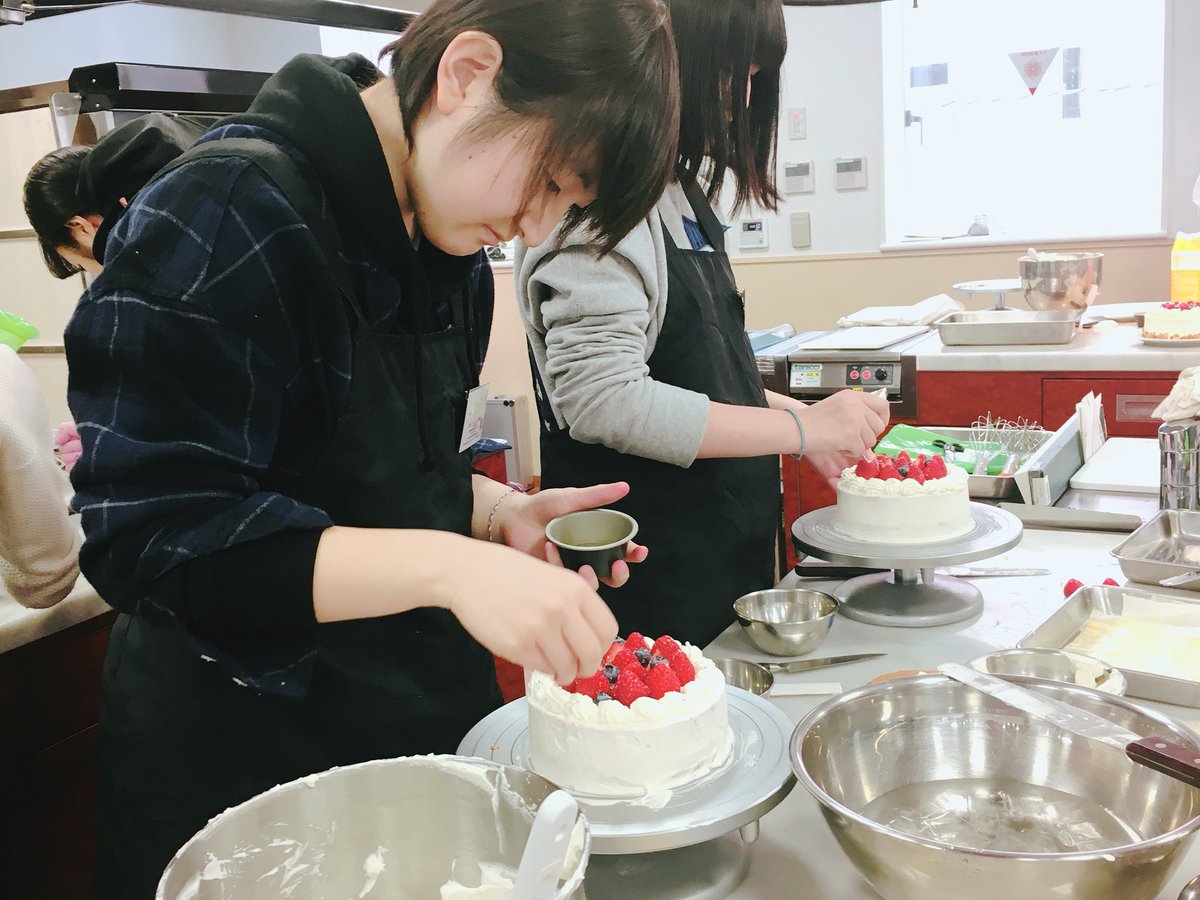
457, 688, 795, 900
953, 278, 1024, 311
792, 503, 1023, 627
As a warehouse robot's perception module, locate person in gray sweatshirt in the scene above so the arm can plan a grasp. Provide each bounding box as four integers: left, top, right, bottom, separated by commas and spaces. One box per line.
516, 0, 889, 646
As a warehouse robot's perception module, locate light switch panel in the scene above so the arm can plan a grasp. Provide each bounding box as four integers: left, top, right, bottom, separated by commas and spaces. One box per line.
787, 107, 807, 140
790, 212, 811, 249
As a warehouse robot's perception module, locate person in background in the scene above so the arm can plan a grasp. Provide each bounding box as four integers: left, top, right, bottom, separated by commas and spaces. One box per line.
515, 0, 889, 647
0, 342, 80, 608
64, 1, 678, 895
22, 113, 209, 279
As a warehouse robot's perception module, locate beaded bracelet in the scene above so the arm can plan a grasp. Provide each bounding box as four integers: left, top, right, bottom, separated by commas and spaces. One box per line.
784, 408, 806, 461
486, 489, 518, 543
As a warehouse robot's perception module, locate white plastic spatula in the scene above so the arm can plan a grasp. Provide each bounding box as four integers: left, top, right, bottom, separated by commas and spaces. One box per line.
512, 789, 578, 900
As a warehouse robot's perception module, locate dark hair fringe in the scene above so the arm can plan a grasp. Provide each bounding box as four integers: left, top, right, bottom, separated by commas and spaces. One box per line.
670, 0, 787, 214
23, 145, 93, 279
380, 0, 680, 253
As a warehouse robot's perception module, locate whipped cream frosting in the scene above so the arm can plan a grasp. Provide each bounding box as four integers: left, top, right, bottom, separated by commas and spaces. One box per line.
527, 642, 733, 799
1144, 304, 1200, 340
836, 463, 971, 544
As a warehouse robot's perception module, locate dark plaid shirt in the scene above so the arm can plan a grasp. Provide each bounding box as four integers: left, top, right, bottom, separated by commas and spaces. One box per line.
65, 120, 493, 695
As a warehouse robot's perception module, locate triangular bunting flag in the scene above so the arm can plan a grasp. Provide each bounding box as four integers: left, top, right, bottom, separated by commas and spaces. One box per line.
1009, 48, 1060, 95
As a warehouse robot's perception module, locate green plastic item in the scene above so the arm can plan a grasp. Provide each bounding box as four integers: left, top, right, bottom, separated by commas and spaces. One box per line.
873, 423, 1005, 476
0, 310, 39, 351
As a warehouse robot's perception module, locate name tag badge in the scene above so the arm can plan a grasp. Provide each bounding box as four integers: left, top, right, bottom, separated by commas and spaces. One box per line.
459, 382, 490, 452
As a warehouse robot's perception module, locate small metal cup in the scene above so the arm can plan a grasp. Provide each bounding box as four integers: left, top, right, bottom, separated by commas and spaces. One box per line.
545, 509, 638, 577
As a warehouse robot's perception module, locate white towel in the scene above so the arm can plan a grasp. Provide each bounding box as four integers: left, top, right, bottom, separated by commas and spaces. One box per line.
1153, 367, 1200, 422
837, 293, 963, 327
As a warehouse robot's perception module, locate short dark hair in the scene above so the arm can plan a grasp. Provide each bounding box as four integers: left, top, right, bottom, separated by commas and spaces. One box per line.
23, 146, 94, 279
670, 0, 787, 213
383, 0, 680, 253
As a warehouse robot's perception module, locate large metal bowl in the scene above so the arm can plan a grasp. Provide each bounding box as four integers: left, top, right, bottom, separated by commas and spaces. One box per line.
791, 674, 1200, 900
156, 755, 589, 899
733, 588, 838, 656
1019, 251, 1103, 313
967, 647, 1128, 696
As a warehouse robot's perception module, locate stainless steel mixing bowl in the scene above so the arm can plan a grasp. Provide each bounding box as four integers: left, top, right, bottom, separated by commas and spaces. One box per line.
733, 588, 838, 656
1019, 251, 1103, 313
710, 657, 775, 695
791, 674, 1200, 900
156, 755, 590, 899
967, 647, 1127, 696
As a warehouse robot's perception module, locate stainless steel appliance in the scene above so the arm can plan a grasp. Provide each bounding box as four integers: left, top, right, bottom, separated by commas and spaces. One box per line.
755, 328, 929, 418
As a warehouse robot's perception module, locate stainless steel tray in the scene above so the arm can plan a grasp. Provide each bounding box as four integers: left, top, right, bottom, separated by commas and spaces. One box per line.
1018, 584, 1200, 707
1111, 510, 1200, 591
935, 309, 1078, 346
930, 426, 1053, 500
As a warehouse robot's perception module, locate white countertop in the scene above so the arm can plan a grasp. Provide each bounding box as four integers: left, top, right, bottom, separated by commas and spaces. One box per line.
0, 575, 109, 654
705, 526, 1200, 900
914, 322, 1195, 373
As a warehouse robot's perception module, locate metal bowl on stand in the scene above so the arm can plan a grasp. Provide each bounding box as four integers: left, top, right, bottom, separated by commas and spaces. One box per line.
1019, 251, 1103, 313
792, 674, 1200, 900
156, 755, 590, 899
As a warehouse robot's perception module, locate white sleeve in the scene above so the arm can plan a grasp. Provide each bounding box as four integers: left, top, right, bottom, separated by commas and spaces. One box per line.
0, 348, 81, 608
516, 218, 710, 468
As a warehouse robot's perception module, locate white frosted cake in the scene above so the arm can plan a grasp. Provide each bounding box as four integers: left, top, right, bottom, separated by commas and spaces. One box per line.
835, 452, 972, 544
527, 634, 733, 798
1143, 301, 1200, 340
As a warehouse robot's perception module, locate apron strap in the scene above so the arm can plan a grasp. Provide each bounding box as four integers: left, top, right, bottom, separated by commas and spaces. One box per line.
680, 179, 727, 251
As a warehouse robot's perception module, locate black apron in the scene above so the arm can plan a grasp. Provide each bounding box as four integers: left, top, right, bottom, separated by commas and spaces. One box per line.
536, 181, 779, 646
95, 144, 500, 900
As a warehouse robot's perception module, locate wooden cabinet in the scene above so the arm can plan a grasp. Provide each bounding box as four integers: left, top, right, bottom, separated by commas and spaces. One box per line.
0, 612, 114, 900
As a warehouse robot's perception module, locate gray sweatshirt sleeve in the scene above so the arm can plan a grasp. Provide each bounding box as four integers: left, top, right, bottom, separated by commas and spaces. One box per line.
515, 217, 710, 468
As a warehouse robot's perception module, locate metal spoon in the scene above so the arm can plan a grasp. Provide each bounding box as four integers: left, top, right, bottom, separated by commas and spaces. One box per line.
1178, 874, 1200, 900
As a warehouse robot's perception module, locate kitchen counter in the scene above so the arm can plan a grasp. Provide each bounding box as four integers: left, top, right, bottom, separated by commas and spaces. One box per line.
705, 526, 1200, 900
913, 321, 1194, 373
0, 575, 109, 655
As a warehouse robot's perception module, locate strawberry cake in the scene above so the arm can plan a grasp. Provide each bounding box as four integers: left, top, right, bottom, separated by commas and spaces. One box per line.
835, 452, 972, 544
526, 633, 733, 798
1142, 301, 1200, 340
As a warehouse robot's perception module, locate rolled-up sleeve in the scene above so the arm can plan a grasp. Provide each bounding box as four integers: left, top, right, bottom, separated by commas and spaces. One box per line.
518, 220, 710, 468
65, 157, 342, 693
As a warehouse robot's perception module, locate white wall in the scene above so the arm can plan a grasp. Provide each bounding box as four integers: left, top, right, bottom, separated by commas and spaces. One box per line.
0, 5, 322, 90
727, 0, 1199, 260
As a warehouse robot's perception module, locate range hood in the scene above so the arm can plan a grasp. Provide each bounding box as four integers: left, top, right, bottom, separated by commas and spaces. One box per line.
4, 0, 429, 30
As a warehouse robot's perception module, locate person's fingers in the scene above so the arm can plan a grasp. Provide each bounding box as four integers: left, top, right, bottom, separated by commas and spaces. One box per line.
575, 564, 600, 591
581, 594, 619, 648
545, 541, 564, 568
538, 630, 578, 685
562, 610, 606, 680
625, 543, 649, 563
600, 558, 629, 589
544, 482, 630, 518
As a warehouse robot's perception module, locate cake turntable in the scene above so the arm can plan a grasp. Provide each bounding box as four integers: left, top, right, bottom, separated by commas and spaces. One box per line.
792, 502, 1023, 627
457, 688, 795, 900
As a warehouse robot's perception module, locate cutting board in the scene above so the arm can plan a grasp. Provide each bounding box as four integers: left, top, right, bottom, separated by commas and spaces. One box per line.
799, 325, 929, 351
1069, 437, 1159, 494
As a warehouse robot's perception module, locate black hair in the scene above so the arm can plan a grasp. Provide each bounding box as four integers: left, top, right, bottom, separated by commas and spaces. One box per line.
383, 0, 680, 253
669, 0, 787, 213
22, 146, 95, 279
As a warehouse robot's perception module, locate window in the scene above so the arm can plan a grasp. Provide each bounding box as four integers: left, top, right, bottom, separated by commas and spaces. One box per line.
882, 0, 1166, 245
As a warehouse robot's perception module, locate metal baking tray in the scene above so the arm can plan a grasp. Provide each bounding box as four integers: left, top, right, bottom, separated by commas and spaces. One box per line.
1018, 584, 1200, 707
925, 426, 1054, 500
935, 309, 1078, 346
1111, 510, 1200, 592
